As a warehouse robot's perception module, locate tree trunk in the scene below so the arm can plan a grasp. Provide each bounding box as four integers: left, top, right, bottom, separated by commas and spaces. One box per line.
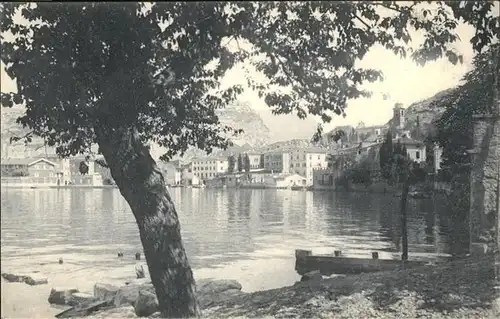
95, 126, 200, 318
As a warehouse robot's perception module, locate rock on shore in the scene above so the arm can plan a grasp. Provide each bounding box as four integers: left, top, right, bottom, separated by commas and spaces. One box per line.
2, 272, 48, 286
53, 278, 246, 318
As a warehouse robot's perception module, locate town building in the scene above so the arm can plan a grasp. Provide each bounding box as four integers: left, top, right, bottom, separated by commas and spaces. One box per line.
395, 137, 426, 164
68, 156, 103, 186
392, 103, 406, 129
180, 162, 200, 186
262, 147, 328, 186
355, 122, 389, 143
246, 153, 264, 169
191, 156, 228, 183
161, 160, 183, 186
263, 150, 291, 174
288, 148, 329, 186
0, 157, 76, 186
269, 174, 307, 188
312, 167, 338, 190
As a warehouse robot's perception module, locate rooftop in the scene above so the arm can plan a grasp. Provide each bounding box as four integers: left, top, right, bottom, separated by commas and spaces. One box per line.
1, 157, 57, 166
191, 156, 228, 162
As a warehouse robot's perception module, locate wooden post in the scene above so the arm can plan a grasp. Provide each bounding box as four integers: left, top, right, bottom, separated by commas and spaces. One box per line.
400, 172, 410, 262
334, 250, 342, 257
295, 249, 312, 259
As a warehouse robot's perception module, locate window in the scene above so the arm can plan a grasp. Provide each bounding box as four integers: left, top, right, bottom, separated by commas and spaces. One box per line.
416, 151, 420, 159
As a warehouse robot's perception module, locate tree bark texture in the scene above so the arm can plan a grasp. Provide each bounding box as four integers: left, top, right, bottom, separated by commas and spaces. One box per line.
469, 50, 500, 309
95, 126, 200, 318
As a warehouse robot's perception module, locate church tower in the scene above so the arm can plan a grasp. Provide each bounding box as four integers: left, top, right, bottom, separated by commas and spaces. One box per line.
392, 103, 406, 129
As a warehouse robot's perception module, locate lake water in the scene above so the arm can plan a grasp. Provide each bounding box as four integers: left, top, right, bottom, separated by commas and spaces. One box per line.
1, 188, 457, 295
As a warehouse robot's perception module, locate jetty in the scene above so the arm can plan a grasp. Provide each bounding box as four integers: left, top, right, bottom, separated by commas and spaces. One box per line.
295, 249, 453, 276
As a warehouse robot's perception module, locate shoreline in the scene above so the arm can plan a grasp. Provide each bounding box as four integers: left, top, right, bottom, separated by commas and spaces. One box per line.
0, 185, 118, 189
2, 255, 498, 318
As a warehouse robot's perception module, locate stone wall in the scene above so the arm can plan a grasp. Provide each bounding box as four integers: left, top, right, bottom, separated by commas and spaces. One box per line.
469, 113, 500, 243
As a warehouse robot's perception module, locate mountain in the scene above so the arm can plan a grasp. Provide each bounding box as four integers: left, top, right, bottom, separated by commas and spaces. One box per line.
1, 106, 56, 159
164, 100, 272, 161
216, 100, 271, 147
257, 108, 319, 143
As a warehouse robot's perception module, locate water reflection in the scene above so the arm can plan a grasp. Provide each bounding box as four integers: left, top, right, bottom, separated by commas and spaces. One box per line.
2, 188, 457, 273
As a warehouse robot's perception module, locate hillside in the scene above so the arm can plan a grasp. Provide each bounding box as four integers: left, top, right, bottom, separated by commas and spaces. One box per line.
386, 88, 457, 137
316, 88, 457, 146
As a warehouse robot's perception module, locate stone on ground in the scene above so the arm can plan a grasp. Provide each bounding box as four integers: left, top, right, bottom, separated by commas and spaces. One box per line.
48, 287, 79, 305
197, 279, 242, 294
66, 292, 97, 306
23, 274, 48, 286
114, 282, 154, 307
134, 289, 159, 317
301, 270, 322, 282
196, 280, 246, 309
94, 283, 119, 301
1, 272, 48, 286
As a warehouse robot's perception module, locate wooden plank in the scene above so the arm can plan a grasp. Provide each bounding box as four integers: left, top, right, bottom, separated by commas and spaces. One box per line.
295, 254, 429, 276
55, 299, 112, 318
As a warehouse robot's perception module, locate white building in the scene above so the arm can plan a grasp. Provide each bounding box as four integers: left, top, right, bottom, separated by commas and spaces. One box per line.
288, 148, 329, 186
192, 157, 228, 181
396, 137, 426, 164
263, 147, 328, 186
268, 173, 307, 188
162, 160, 183, 185
181, 162, 199, 186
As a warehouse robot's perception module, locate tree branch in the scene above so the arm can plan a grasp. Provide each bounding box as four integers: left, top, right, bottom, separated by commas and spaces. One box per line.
373, 2, 406, 14
9, 130, 33, 143
354, 14, 372, 30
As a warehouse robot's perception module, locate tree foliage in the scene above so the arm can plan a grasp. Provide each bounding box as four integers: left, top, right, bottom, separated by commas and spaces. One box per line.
431, 44, 499, 181
243, 153, 250, 172
379, 130, 394, 180
237, 153, 243, 172
78, 161, 89, 175
347, 157, 373, 185
2, 2, 499, 156
379, 132, 415, 184
227, 155, 235, 173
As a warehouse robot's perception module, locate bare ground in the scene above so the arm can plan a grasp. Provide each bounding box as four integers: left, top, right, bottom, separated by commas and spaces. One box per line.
200, 255, 500, 318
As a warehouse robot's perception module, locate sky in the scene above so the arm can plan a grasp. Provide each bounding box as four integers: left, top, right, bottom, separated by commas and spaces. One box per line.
0, 3, 491, 143
219, 21, 477, 134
